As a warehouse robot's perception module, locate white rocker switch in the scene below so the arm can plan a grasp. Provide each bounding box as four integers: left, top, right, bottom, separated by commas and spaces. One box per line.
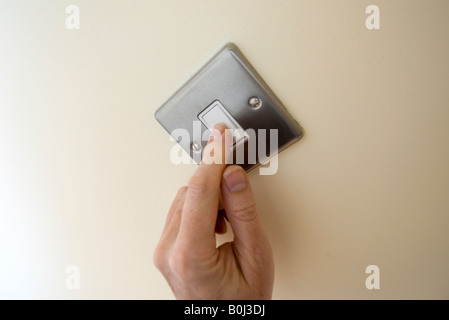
198, 100, 247, 147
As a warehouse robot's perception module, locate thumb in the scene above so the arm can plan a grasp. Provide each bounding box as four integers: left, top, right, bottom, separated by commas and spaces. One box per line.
221, 165, 272, 266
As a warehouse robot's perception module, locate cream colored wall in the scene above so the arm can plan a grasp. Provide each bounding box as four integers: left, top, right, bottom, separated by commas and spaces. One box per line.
1, 0, 448, 299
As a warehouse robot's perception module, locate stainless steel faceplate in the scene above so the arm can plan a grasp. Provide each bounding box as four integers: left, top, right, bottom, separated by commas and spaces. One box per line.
155, 43, 304, 172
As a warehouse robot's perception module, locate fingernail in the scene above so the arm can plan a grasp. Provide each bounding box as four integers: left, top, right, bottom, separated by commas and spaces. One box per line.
223, 166, 247, 193
213, 123, 225, 134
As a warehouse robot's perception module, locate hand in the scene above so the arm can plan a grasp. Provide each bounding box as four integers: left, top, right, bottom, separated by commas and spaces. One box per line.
153, 124, 274, 299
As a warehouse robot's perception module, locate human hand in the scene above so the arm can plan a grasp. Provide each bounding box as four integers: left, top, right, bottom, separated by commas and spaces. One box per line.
153, 124, 274, 299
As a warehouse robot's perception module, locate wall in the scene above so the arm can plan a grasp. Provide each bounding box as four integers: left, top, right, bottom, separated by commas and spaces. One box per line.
0, 0, 448, 299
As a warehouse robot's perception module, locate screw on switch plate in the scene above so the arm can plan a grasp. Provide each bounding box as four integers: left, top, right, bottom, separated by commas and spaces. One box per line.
155, 43, 304, 173
248, 96, 262, 109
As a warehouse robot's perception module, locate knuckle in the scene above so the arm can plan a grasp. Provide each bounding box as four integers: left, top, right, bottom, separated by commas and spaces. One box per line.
152, 245, 166, 272
231, 200, 258, 223
154, 243, 195, 280
168, 244, 210, 282
187, 176, 213, 197
177, 185, 188, 196
168, 246, 191, 279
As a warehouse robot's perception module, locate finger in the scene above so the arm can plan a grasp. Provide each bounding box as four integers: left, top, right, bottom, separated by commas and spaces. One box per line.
154, 186, 187, 271
221, 165, 272, 273
159, 186, 187, 245
178, 124, 231, 250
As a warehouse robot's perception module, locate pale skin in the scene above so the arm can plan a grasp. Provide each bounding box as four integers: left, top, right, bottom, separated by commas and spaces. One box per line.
153, 124, 274, 299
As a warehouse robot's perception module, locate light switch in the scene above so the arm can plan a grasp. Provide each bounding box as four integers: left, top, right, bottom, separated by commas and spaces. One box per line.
198, 100, 247, 146
155, 43, 304, 171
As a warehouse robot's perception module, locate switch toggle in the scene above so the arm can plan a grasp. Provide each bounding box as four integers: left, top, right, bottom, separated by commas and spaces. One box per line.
198, 100, 247, 146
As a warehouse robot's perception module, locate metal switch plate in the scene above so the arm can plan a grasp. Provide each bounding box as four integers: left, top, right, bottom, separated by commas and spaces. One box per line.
155, 43, 304, 172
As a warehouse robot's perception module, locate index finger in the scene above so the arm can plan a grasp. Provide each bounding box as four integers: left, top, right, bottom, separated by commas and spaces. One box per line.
177, 124, 231, 251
